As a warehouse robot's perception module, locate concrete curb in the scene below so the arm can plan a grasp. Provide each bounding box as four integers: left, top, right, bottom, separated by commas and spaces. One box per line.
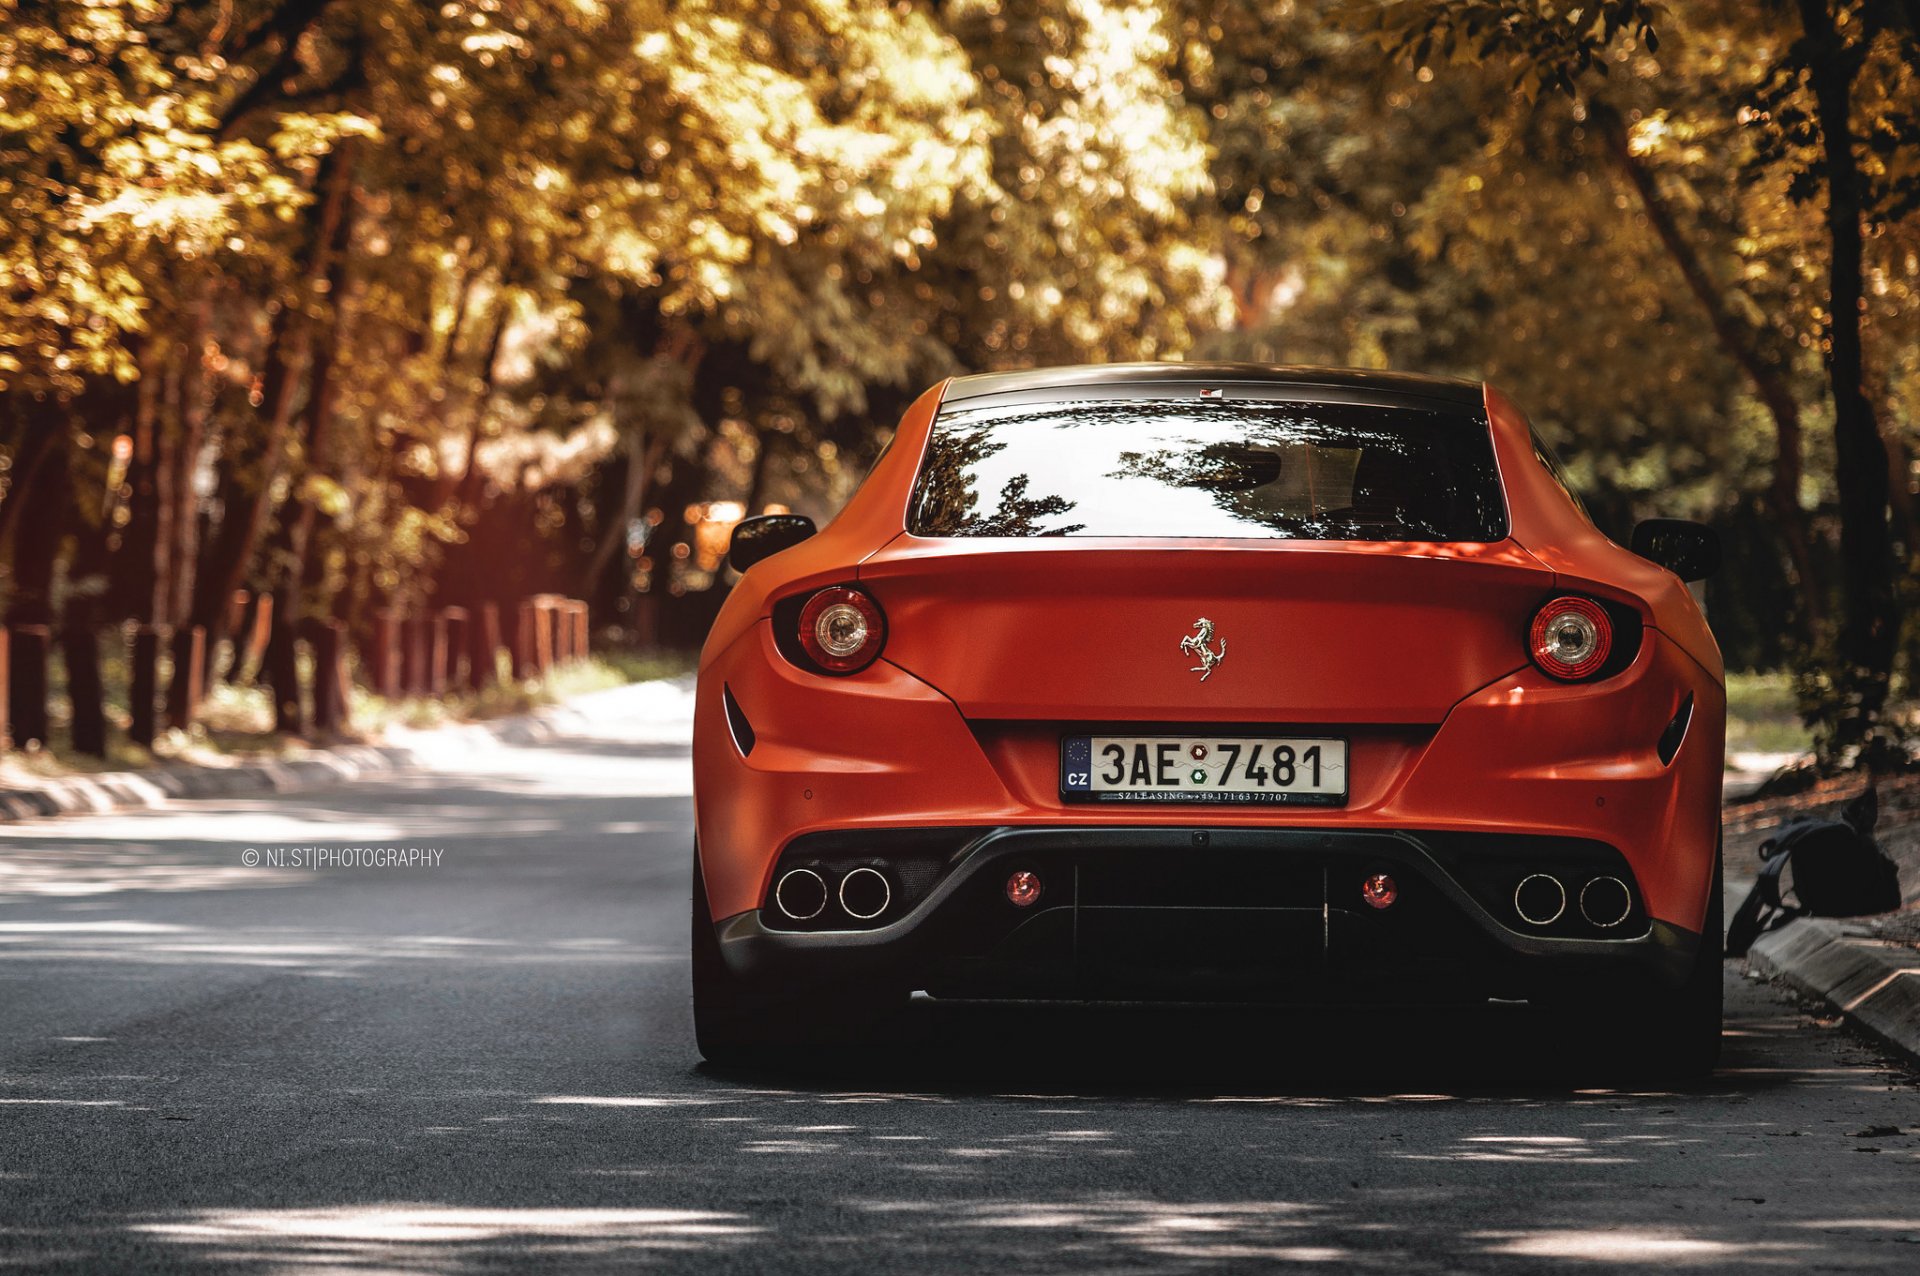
1748, 917, 1920, 1068
0, 698, 596, 825
0, 745, 415, 822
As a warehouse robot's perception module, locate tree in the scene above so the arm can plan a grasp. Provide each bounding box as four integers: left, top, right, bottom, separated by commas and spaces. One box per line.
1371, 0, 1920, 765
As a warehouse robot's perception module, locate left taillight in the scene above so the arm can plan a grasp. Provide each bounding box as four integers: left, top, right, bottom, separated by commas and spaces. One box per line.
796, 586, 887, 674
1529, 595, 1613, 681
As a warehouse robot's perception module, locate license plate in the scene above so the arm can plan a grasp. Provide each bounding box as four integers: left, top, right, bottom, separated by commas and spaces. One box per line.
1060, 735, 1348, 805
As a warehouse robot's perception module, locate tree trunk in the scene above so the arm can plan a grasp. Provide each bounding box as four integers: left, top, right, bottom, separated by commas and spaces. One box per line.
6, 428, 67, 629
130, 625, 161, 747
1795, 0, 1900, 762
180, 144, 354, 693
186, 308, 300, 687
110, 337, 171, 625
1593, 103, 1824, 635
8, 626, 50, 748
60, 490, 116, 758
579, 432, 662, 599
168, 300, 213, 629
60, 623, 106, 757
0, 420, 62, 552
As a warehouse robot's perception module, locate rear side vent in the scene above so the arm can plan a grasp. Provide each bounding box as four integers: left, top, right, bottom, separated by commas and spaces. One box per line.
1656, 693, 1694, 766
723, 684, 756, 757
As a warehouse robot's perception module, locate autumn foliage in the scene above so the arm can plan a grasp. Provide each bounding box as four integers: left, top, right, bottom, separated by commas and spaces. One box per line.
1, 1, 1918, 766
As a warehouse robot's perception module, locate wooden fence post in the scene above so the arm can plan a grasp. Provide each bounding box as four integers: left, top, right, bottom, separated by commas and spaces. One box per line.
224, 588, 249, 640
428, 610, 450, 696
440, 607, 469, 694
472, 602, 501, 691
402, 614, 428, 697
543, 596, 566, 666
533, 599, 555, 674
371, 610, 401, 699
314, 620, 349, 733
515, 600, 543, 679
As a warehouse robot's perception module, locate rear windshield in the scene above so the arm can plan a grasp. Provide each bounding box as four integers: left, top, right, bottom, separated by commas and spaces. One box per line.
908, 395, 1508, 541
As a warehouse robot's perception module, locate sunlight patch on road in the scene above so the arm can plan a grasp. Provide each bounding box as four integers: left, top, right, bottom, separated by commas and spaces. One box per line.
1477, 1228, 1810, 1262
861, 1197, 1337, 1262
531, 1094, 744, 1107
135, 1204, 758, 1264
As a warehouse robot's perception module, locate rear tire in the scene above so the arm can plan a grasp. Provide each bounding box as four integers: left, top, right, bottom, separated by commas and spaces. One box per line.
1643, 841, 1725, 1078
690, 848, 904, 1066
691, 850, 786, 1065
1539, 843, 1723, 1081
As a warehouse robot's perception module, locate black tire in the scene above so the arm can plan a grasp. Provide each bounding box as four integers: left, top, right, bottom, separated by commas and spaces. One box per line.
691, 849, 784, 1065
1643, 841, 1725, 1078
691, 848, 904, 1066
1541, 843, 1723, 1080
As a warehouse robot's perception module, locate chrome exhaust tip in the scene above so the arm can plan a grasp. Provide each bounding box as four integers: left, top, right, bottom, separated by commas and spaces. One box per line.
773, 868, 828, 921
838, 866, 892, 921
1579, 876, 1633, 928
1514, 874, 1567, 926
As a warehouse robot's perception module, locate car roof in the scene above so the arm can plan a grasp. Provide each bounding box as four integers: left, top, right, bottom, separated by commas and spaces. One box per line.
940, 361, 1486, 409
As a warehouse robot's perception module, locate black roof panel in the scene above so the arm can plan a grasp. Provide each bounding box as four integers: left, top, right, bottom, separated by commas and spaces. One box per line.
942, 361, 1485, 409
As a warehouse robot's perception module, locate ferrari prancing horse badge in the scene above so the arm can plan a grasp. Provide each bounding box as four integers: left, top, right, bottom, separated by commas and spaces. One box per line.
1179, 617, 1226, 682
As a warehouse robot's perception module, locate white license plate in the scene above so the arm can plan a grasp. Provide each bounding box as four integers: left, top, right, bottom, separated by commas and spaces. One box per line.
1061, 735, 1348, 805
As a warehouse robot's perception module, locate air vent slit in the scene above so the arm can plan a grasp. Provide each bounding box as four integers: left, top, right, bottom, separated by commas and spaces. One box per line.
723, 684, 756, 757
1656, 693, 1694, 767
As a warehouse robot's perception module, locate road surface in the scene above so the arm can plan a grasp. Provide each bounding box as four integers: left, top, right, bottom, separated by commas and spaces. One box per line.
3, 681, 1918, 1272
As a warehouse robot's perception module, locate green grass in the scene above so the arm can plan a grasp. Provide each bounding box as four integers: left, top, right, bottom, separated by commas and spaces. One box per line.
1725, 671, 1815, 756
347, 646, 694, 733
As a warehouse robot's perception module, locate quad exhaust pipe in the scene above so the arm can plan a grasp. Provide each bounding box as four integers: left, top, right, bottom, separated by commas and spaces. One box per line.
1513, 874, 1567, 926
1514, 872, 1633, 928
1578, 876, 1632, 928
838, 867, 892, 921
772, 865, 892, 922
773, 868, 828, 921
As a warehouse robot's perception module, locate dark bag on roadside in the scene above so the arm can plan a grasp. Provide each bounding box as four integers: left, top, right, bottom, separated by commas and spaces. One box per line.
1726, 788, 1901, 957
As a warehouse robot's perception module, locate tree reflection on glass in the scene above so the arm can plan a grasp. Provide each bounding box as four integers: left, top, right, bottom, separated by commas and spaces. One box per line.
911, 424, 1085, 536
910, 398, 1505, 541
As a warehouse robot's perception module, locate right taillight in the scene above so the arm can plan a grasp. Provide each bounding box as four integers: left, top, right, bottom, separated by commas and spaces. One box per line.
1530, 596, 1613, 681
796, 586, 886, 674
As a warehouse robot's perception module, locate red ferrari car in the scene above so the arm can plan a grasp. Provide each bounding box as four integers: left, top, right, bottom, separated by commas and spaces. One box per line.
692, 363, 1726, 1072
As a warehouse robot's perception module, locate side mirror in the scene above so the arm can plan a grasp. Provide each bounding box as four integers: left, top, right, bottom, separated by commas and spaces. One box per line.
1631, 518, 1720, 583
728, 514, 817, 574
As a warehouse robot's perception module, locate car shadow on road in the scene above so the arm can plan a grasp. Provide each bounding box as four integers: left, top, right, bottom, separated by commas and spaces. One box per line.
691, 984, 1833, 1099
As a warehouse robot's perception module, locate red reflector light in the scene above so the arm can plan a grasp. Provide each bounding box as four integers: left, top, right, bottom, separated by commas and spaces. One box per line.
1006, 870, 1043, 907
1529, 595, 1613, 681
797, 586, 887, 674
1361, 873, 1397, 910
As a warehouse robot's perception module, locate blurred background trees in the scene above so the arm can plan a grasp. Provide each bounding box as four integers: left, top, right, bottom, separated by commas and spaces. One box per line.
1, 0, 1917, 770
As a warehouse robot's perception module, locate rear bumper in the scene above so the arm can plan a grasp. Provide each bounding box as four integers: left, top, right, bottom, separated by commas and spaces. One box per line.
694, 619, 1726, 938
714, 825, 1703, 1003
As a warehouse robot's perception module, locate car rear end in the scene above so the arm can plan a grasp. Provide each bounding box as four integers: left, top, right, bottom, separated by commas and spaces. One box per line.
693, 367, 1724, 1052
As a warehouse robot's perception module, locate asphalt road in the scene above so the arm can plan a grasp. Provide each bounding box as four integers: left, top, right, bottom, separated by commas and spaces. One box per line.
4, 680, 1919, 1274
